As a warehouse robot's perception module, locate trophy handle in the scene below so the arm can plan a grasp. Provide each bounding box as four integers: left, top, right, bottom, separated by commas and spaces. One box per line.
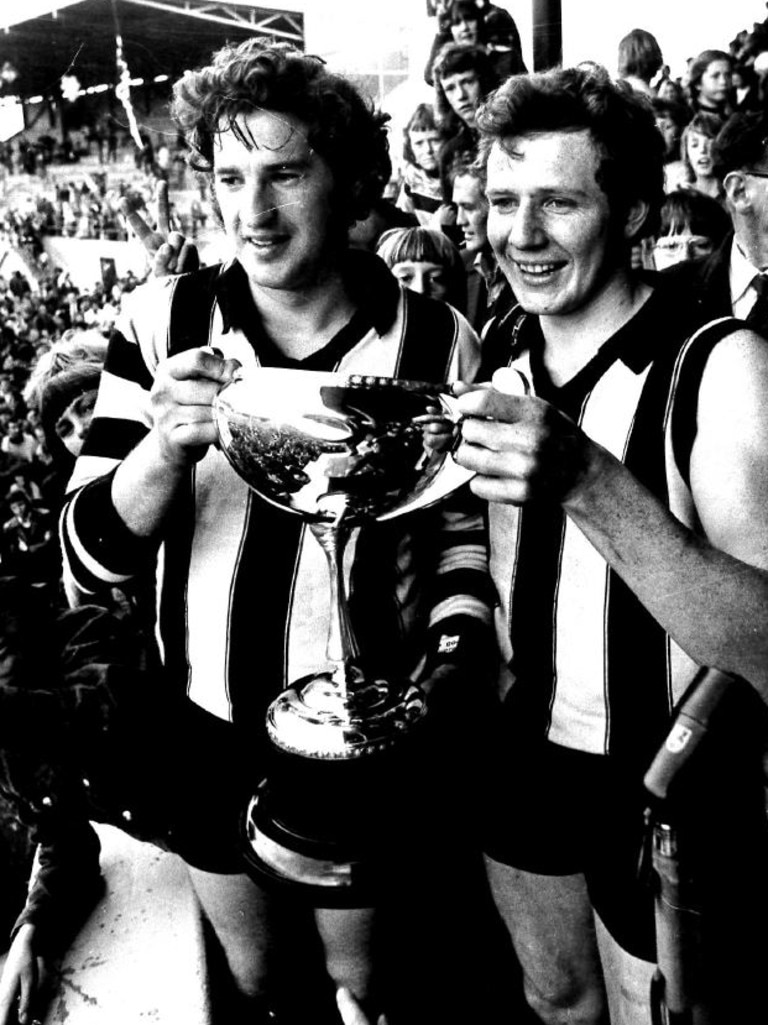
376, 390, 474, 522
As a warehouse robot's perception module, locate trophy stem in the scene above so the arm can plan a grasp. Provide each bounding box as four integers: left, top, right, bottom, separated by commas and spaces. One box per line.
310, 517, 360, 683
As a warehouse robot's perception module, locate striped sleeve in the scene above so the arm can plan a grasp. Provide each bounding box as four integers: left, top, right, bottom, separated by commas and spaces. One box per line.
60, 282, 172, 601
420, 490, 497, 678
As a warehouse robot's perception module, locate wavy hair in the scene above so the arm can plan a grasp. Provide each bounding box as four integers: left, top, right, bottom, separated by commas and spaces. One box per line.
431, 43, 495, 132
172, 40, 391, 228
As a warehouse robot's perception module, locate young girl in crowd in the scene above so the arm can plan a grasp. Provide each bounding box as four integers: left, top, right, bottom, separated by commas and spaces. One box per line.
651, 189, 731, 270
395, 104, 445, 227
687, 48, 734, 122
376, 226, 467, 313
679, 112, 725, 201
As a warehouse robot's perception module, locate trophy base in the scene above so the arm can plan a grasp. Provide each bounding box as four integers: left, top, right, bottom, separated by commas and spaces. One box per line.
241, 730, 427, 906
267, 667, 427, 759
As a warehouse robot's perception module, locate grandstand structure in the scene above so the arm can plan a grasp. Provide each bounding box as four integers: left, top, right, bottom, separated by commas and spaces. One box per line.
0, 1, 304, 145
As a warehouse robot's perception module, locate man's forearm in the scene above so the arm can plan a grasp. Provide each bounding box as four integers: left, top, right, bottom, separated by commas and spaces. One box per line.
565, 449, 768, 700
111, 429, 190, 538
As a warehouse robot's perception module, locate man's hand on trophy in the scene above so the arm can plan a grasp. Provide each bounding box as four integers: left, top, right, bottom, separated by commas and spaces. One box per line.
336, 987, 388, 1025
452, 380, 597, 508
119, 180, 200, 277
149, 347, 241, 468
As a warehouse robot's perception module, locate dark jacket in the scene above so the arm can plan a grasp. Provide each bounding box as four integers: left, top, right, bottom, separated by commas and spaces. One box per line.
659, 232, 733, 320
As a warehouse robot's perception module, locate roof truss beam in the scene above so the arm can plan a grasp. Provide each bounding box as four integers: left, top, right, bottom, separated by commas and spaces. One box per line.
119, 0, 303, 44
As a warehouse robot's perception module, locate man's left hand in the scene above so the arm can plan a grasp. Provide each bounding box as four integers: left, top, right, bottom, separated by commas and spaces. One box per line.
452, 385, 597, 506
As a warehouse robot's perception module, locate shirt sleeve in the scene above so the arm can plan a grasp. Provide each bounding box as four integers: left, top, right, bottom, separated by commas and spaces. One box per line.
60, 280, 172, 604
419, 488, 497, 680
10, 822, 103, 957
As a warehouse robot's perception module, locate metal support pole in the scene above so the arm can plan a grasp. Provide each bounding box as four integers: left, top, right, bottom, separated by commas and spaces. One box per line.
531, 0, 562, 71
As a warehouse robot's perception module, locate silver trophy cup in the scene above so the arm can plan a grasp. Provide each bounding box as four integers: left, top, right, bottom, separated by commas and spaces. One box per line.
214, 367, 472, 901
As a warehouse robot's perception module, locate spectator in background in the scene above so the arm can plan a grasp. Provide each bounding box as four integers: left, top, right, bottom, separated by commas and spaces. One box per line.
396, 104, 445, 227
651, 189, 731, 269
1, 486, 56, 593
617, 28, 664, 96
680, 111, 724, 201
432, 42, 495, 200
655, 73, 688, 107
425, 0, 526, 88
666, 109, 768, 331
376, 225, 467, 312
732, 62, 762, 111
450, 160, 507, 333
688, 48, 734, 122
22, 330, 107, 507
653, 97, 692, 192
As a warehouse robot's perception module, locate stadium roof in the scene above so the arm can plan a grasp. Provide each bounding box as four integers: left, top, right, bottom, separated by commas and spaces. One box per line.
0, 0, 304, 101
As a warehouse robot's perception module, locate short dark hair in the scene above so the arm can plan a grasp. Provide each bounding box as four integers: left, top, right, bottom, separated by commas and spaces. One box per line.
476, 65, 665, 241
712, 110, 768, 180
448, 1, 482, 27
403, 103, 439, 164
618, 28, 664, 83
658, 190, 731, 244
432, 43, 494, 128
171, 40, 391, 227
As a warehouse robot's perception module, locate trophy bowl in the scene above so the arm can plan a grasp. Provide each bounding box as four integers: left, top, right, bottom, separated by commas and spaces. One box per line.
213, 367, 472, 900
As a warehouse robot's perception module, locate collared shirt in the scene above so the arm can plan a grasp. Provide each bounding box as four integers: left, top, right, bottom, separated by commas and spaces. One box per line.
729, 236, 763, 319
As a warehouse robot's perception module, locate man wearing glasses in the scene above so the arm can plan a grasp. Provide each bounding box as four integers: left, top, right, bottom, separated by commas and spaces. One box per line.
668, 110, 768, 334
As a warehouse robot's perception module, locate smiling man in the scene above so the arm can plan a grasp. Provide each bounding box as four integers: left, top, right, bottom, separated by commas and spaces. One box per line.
58, 40, 489, 1025
452, 66, 768, 1024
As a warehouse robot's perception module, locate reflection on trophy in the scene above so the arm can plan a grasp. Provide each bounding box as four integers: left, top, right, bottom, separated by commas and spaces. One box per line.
213, 367, 472, 902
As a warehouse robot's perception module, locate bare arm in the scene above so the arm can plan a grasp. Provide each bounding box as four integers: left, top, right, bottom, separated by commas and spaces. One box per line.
453, 328, 768, 700
0, 924, 43, 1025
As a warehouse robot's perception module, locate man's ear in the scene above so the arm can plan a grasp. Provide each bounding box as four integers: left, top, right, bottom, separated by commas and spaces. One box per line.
623, 198, 651, 241
723, 170, 749, 210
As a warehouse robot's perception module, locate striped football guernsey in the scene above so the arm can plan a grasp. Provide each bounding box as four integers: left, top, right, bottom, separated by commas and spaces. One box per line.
61, 254, 494, 730
486, 287, 741, 768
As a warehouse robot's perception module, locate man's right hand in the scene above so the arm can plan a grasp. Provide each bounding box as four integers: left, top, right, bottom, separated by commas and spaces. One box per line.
0, 923, 45, 1025
336, 988, 388, 1025
148, 347, 241, 469
119, 180, 200, 276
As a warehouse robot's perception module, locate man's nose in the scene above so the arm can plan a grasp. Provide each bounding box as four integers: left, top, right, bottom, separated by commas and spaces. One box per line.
508, 202, 543, 247
247, 180, 277, 222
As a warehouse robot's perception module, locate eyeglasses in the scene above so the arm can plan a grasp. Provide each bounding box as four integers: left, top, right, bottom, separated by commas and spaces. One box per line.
654, 235, 712, 254
743, 170, 768, 179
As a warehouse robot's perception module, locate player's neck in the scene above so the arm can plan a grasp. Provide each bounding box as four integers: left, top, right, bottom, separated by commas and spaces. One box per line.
540, 270, 652, 388
250, 271, 356, 361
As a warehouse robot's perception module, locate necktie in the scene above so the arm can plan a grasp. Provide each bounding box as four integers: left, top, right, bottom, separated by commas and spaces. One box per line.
746, 273, 768, 337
